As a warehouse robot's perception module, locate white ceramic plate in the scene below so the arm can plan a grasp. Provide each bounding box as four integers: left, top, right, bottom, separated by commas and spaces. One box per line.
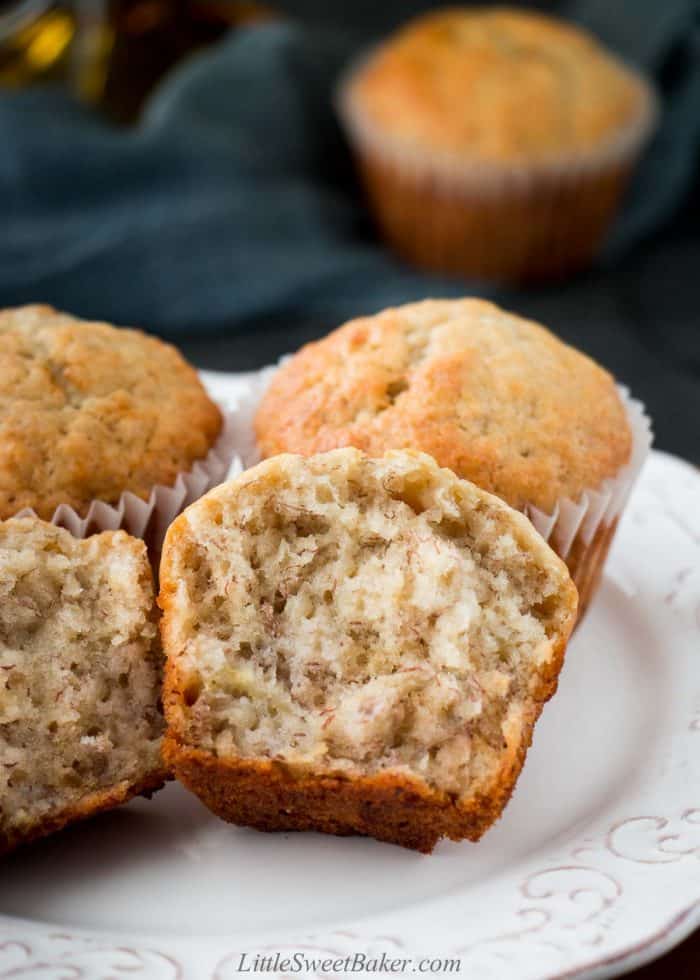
1, 372, 699, 980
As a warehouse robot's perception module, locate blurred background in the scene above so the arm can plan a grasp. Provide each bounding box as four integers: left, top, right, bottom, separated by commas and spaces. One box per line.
0, 0, 698, 460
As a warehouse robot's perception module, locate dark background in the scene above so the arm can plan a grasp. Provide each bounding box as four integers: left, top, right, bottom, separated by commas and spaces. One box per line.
0, 0, 698, 462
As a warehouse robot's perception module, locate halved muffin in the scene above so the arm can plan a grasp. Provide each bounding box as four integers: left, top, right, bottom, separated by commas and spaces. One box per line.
0, 518, 165, 855
160, 450, 577, 852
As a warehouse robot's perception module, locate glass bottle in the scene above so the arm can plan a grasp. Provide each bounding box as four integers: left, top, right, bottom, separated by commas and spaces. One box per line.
0, 1, 76, 87
74, 1, 277, 123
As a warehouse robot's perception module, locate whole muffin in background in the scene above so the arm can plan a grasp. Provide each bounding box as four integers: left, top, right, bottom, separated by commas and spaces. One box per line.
160, 449, 577, 852
338, 7, 657, 282
255, 299, 650, 619
0, 518, 165, 854
0, 305, 222, 524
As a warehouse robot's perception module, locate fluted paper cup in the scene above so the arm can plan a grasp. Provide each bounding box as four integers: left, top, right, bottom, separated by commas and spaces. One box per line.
336, 55, 658, 283
16, 405, 245, 554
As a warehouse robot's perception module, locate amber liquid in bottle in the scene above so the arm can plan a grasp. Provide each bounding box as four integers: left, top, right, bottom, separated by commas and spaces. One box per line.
0, 1, 76, 86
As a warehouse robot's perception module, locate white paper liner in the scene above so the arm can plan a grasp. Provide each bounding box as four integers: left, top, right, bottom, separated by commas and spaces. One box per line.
16, 403, 245, 550
234, 358, 653, 564
336, 50, 659, 192
526, 386, 653, 558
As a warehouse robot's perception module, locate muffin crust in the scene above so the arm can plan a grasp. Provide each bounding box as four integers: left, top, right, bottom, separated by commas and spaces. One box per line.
345, 7, 654, 165
255, 299, 632, 514
0, 305, 222, 520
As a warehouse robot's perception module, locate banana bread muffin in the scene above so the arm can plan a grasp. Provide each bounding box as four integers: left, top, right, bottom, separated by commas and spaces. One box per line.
255, 299, 643, 618
0, 518, 165, 854
160, 449, 577, 852
338, 7, 657, 281
0, 304, 222, 522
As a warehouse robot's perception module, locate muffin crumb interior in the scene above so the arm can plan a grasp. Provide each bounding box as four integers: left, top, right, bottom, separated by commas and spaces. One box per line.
0, 520, 164, 843
169, 453, 571, 798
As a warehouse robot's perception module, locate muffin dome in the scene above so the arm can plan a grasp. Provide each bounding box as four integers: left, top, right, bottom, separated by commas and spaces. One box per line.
0, 305, 222, 520
255, 299, 632, 514
345, 7, 655, 166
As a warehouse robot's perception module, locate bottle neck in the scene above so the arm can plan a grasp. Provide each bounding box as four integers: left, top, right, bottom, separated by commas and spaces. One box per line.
0, 1, 53, 41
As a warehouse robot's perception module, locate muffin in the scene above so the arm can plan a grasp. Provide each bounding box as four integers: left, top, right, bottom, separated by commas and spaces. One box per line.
254, 299, 651, 619
338, 7, 657, 282
160, 449, 577, 852
0, 518, 165, 854
0, 304, 227, 543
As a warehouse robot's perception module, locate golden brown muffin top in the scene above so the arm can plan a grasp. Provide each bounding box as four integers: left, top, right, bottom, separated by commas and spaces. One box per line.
0, 305, 222, 520
343, 7, 654, 164
254, 299, 632, 513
